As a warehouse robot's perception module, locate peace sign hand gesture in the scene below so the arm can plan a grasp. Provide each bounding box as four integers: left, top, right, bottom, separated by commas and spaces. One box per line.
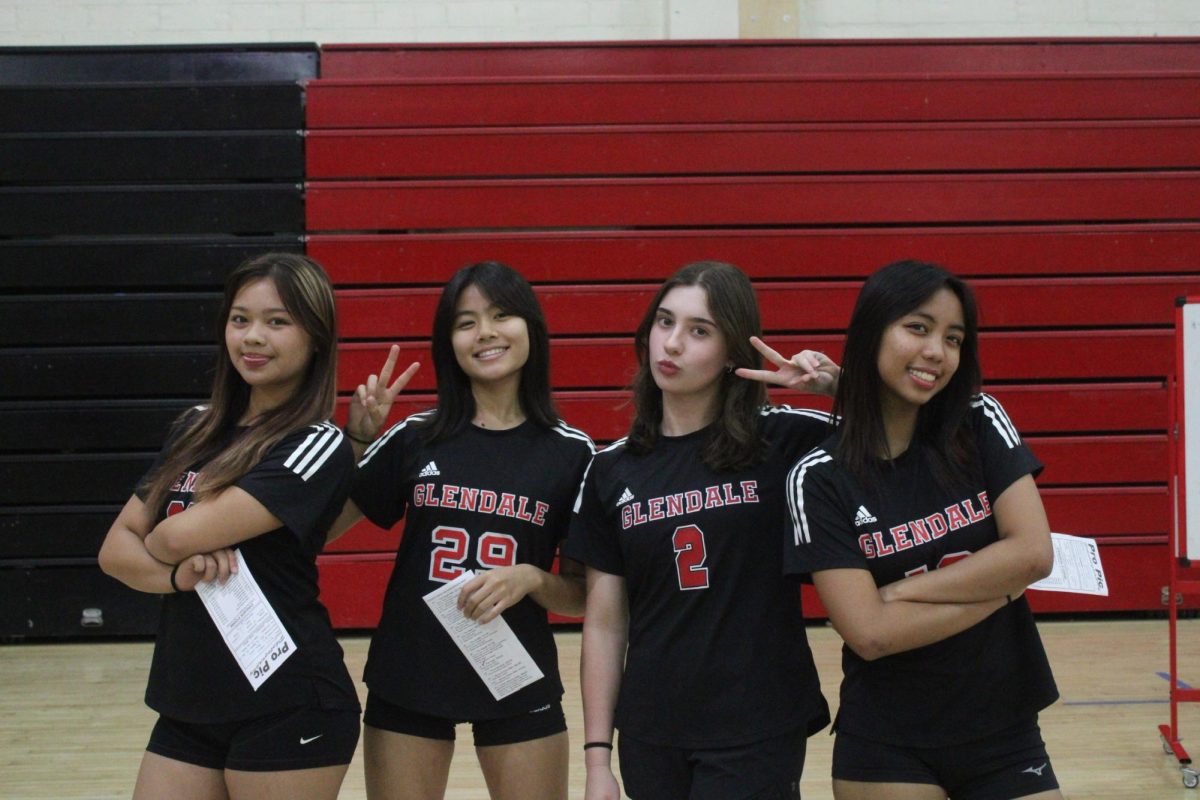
347, 344, 420, 445
735, 336, 840, 397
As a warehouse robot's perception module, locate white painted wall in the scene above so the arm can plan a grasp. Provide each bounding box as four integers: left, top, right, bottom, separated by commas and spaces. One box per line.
0, 0, 1198, 46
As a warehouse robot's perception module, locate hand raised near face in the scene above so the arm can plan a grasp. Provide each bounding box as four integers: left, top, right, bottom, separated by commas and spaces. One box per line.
734, 336, 840, 397
347, 344, 420, 444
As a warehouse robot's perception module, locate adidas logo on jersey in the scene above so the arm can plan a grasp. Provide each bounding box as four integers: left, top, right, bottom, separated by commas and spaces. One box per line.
418, 461, 440, 478
616, 487, 635, 506
854, 505, 877, 526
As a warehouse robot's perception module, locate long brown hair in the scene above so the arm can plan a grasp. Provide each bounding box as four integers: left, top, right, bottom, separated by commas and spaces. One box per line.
139, 253, 338, 516
626, 261, 768, 471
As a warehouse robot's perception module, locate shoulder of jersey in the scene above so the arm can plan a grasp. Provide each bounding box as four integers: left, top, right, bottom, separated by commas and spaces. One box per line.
969, 392, 1022, 449
593, 436, 628, 459
552, 420, 596, 454
789, 445, 835, 478
177, 403, 209, 425
786, 446, 837, 545
759, 404, 835, 424
279, 420, 347, 481
359, 410, 436, 466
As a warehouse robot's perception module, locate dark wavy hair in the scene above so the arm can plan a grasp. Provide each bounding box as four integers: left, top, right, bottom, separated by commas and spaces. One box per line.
832, 259, 981, 488
419, 261, 558, 443
140, 253, 338, 516
626, 261, 768, 471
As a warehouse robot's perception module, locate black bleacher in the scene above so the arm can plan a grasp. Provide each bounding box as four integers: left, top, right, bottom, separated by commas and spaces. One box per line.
0, 44, 316, 638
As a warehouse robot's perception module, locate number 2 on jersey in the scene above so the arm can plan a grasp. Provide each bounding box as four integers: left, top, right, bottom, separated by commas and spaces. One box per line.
429, 525, 518, 583
673, 524, 710, 591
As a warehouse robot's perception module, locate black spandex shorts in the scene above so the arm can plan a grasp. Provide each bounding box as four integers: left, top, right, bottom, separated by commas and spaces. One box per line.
363, 691, 566, 747
832, 717, 1058, 800
617, 727, 807, 800
146, 705, 360, 772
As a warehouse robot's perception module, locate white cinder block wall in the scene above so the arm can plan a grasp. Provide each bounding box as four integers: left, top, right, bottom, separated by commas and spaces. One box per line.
0, 0, 1198, 46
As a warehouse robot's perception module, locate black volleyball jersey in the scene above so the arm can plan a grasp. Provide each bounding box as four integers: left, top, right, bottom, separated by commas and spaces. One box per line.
139, 413, 360, 723
784, 394, 1059, 747
564, 407, 833, 749
352, 414, 594, 719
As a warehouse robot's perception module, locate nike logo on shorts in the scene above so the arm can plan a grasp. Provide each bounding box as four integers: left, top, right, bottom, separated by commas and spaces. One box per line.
300, 734, 324, 745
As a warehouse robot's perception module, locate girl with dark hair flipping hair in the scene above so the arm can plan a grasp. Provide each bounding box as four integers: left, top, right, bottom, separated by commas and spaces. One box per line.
99, 253, 360, 800
328, 261, 594, 800
565, 261, 840, 800
784, 260, 1062, 800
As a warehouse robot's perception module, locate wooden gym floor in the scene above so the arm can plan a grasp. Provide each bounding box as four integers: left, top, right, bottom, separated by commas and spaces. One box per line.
2, 618, 1198, 799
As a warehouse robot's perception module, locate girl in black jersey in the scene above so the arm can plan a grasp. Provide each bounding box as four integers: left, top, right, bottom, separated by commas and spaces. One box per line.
565, 261, 840, 800
784, 260, 1063, 800
99, 254, 360, 800
327, 261, 594, 800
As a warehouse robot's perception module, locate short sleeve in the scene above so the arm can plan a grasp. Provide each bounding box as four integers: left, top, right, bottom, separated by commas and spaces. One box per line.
762, 405, 836, 462
549, 422, 598, 546
351, 418, 417, 529
783, 449, 867, 577
236, 422, 354, 545
972, 394, 1043, 501
563, 456, 625, 576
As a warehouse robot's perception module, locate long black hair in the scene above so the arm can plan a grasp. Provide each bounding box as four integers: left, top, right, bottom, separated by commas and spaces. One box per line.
419, 261, 558, 443
832, 259, 981, 488
626, 261, 769, 471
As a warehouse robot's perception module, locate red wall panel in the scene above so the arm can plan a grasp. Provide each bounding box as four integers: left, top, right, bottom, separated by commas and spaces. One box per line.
320, 39, 1200, 78
307, 75, 1200, 128
307, 121, 1200, 178
307, 172, 1200, 231
311, 39, 1200, 621
310, 224, 1200, 284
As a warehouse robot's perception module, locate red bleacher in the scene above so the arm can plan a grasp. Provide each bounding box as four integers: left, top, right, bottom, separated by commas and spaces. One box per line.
307, 38, 1200, 626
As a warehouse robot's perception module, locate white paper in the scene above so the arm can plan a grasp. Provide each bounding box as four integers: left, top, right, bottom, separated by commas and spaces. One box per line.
423, 570, 544, 701
1029, 533, 1109, 596
194, 549, 297, 690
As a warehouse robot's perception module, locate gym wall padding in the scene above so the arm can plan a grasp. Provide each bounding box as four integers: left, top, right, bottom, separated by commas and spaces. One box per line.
5, 39, 1200, 637
308, 39, 1200, 625
0, 44, 316, 638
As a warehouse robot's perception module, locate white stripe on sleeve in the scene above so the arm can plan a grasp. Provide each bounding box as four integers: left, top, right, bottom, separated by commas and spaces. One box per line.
972, 393, 1019, 449
786, 449, 833, 545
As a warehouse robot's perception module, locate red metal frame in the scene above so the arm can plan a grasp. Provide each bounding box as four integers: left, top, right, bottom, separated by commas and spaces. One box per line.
1160, 296, 1200, 776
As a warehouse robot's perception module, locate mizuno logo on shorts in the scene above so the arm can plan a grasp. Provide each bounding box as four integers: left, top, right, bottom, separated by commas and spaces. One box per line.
1022, 762, 1048, 776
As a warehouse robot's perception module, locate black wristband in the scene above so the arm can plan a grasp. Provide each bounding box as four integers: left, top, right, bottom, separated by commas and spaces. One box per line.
169, 562, 183, 593
583, 741, 613, 751
343, 425, 374, 446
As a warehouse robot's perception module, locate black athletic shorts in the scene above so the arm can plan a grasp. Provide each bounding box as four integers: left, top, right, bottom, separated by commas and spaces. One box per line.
832, 717, 1058, 800
617, 728, 807, 800
146, 705, 360, 772
363, 691, 566, 747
